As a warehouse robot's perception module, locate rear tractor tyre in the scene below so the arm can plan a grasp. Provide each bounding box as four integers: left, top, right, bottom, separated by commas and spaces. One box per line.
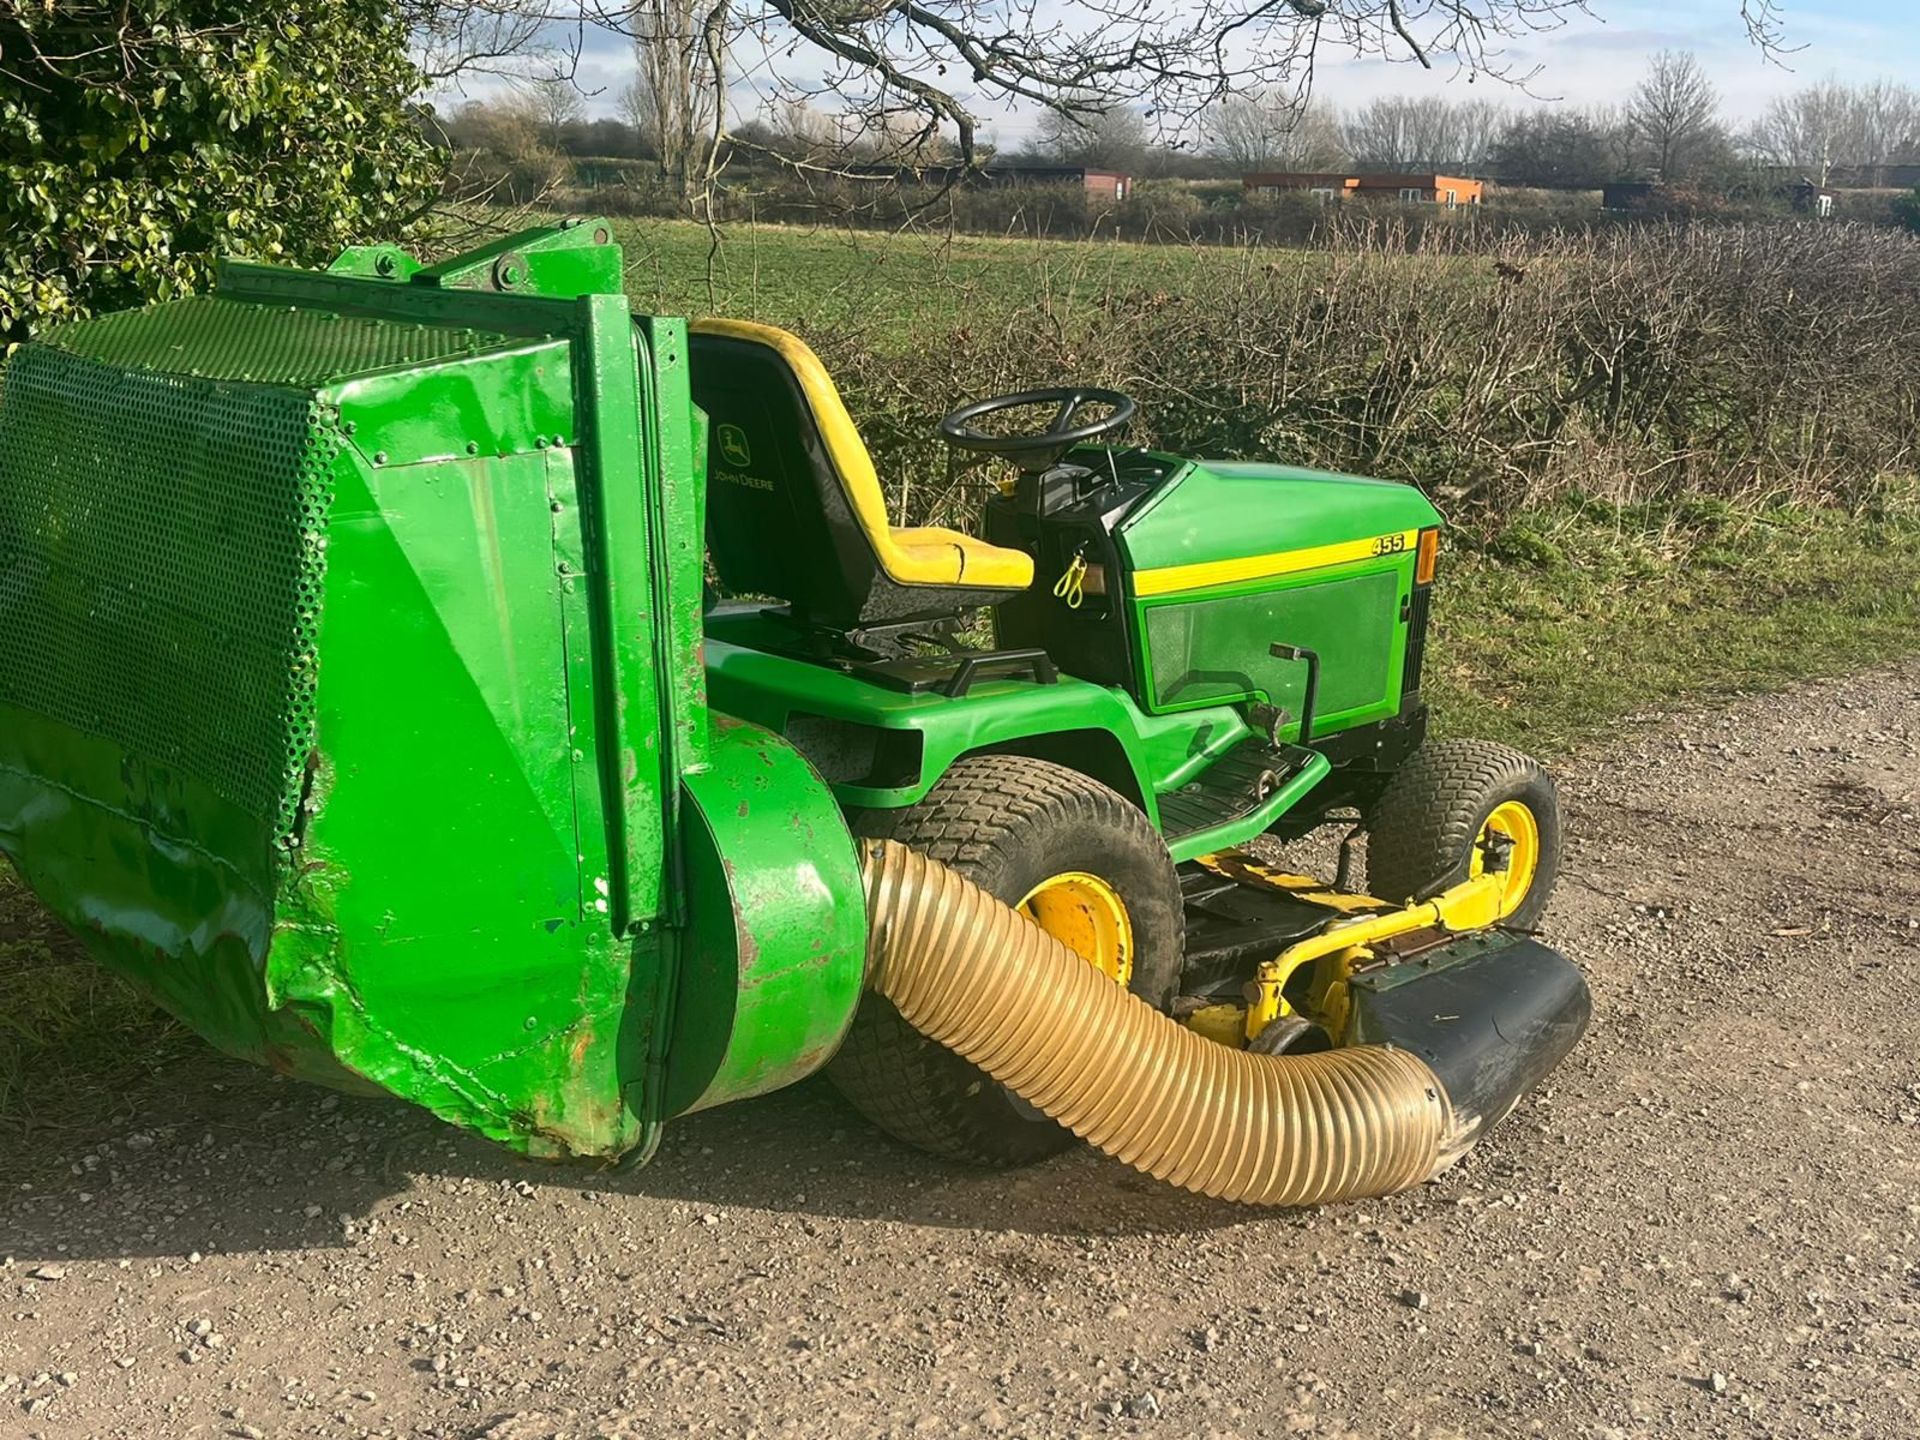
828, 756, 1183, 1168
1365, 738, 1561, 930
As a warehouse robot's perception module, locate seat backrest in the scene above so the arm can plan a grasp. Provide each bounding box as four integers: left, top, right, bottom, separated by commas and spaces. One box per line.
687, 320, 886, 625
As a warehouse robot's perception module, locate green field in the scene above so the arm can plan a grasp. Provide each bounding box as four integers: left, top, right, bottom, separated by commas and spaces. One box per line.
610, 217, 1315, 331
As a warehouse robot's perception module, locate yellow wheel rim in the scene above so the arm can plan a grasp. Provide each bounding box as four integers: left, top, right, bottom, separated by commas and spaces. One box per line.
1018, 871, 1134, 987
1470, 800, 1541, 919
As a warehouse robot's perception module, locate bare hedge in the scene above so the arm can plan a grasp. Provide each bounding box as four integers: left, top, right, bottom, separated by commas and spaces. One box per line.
808, 223, 1920, 529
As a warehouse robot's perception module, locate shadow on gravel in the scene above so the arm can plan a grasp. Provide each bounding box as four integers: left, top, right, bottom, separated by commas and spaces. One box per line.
2, 1039, 1257, 1264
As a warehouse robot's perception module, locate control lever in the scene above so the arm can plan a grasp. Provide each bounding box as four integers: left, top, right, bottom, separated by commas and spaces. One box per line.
1269, 644, 1321, 745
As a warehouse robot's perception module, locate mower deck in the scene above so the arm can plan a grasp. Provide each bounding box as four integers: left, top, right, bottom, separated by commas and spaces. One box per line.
1176, 848, 1591, 1146
1178, 850, 1394, 1003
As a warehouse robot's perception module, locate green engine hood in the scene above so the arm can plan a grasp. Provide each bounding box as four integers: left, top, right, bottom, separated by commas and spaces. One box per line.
1119, 461, 1444, 577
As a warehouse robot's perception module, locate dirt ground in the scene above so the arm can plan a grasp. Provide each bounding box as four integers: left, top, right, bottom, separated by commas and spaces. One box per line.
3, 662, 1917, 1440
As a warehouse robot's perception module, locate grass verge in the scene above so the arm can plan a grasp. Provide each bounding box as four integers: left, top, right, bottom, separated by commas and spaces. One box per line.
1429, 492, 1920, 751
4, 492, 1918, 1135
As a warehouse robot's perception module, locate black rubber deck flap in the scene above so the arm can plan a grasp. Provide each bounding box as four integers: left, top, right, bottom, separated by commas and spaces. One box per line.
1348, 933, 1591, 1156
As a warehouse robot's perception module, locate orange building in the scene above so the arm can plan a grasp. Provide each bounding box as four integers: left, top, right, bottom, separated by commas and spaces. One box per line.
1243, 172, 1485, 207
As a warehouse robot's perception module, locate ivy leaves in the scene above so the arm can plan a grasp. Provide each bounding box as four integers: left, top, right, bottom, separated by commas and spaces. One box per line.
0, 2, 443, 345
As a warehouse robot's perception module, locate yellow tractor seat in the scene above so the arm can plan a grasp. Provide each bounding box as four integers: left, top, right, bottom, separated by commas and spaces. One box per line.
888, 525, 1031, 586
688, 318, 1033, 628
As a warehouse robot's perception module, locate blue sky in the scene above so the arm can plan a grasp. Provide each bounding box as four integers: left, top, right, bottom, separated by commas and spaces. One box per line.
448, 2, 1920, 139
1358, 0, 1920, 116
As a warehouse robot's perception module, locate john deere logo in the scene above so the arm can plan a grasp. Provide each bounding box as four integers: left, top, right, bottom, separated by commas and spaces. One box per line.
718, 423, 752, 469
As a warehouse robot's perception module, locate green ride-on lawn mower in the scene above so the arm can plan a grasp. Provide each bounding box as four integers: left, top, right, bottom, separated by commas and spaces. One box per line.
0, 220, 1588, 1206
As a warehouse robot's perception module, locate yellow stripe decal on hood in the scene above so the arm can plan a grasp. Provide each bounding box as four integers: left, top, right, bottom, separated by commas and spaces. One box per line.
1133, 529, 1419, 598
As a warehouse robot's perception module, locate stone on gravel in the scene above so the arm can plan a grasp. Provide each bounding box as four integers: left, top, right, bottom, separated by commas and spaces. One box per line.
1126, 1391, 1162, 1419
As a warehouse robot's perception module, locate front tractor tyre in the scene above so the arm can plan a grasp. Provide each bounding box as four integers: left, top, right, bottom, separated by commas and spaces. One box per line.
1366, 738, 1562, 929
828, 756, 1184, 1168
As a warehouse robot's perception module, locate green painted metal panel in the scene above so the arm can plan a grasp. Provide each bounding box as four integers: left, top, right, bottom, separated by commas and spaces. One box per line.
327, 244, 420, 281
710, 634, 1141, 811
312, 446, 583, 888
0, 701, 337, 1079
637, 315, 709, 809
265, 439, 648, 1156
0, 222, 868, 1165
702, 628, 1327, 858
0, 337, 649, 1153
703, 628, 1279, 821
1120, 459, 1434, 732
331, 341, 574, 467
569, 294, 671, 937
414, 217, 624, 298
544, 444, 617, 924
665, 717, 867, 1117
217, 258, 586, 341
1142, 566, 1406, 729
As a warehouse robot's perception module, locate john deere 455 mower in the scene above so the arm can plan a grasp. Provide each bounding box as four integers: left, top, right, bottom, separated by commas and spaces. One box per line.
0, 221, 1587, 1205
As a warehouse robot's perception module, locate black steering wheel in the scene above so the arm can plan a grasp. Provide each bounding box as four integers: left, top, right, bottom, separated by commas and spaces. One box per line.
938, 387, 1136, 472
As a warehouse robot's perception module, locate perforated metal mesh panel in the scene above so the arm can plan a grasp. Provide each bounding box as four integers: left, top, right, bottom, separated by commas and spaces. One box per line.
0, 344, 337, 843
47, 295, 514, 387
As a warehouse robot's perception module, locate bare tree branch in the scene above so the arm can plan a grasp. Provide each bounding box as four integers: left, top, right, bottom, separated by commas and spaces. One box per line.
412, 2, 1795, 168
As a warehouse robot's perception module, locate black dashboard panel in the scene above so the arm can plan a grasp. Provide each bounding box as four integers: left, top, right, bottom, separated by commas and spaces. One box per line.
981, 449, 1176, 695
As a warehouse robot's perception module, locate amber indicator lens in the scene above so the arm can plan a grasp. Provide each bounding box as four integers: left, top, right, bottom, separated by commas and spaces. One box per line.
1415, 527, 1440, 585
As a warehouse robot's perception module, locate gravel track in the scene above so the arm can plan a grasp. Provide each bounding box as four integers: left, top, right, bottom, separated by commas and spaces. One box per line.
4, 662, 1917, 1439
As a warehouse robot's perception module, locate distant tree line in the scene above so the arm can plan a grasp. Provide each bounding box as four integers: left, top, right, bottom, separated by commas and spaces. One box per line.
447, 53, 1920, 203
3, 1, 1908, 346
1208, 57, 1920, 189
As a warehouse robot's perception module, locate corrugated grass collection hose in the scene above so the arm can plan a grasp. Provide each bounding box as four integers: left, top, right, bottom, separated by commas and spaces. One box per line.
861, 840, 1453, 1207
